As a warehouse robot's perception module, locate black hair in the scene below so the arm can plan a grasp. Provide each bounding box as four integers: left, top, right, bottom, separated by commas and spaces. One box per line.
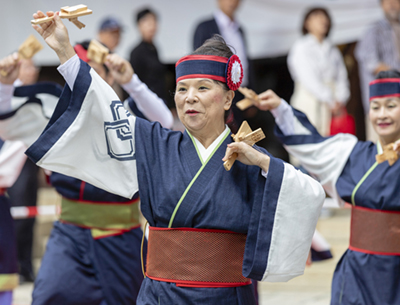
190, 35, 235, 123
302, 7, 332, 37
191, 34, 234, 92
376, 70, 400, 79
136, 8, 157, 24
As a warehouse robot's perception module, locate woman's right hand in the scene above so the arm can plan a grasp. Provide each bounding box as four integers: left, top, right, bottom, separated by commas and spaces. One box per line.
0, 53, 20, 85
31, 11, 75, 64
255, 89, 281, 111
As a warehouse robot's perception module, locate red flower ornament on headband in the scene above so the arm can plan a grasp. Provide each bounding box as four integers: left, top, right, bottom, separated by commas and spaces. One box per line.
226, 55, 243, 91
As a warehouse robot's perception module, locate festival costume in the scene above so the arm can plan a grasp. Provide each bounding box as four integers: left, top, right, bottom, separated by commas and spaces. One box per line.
0, 139, 27, 305
25, 54, 324, 304
0, 75, 169, 304
271, 78, 400, 304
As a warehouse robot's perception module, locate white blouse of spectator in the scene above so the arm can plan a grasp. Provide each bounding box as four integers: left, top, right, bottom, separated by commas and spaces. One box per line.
287, 34, 350, 106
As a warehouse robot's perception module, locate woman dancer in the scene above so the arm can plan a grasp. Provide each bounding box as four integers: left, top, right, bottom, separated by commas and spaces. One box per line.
27, 11, 325, 304
256, 71, 400, 304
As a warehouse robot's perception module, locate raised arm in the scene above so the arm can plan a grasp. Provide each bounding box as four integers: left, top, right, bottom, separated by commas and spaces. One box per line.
0, 53, 20, 113
0, 53, 57, 146
32, 11, 76, 65
105, 54, 174, 128
28, 11, 139, 199
254, 89, 358, 206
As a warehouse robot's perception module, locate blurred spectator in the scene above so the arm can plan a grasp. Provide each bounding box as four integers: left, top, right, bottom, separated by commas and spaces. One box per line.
8, 59, 41, 283
129, 8, 166, 101
98, 17, 124, 99
193, 0, 251, 87
193, 0, 256, 132
98, 17, 123, 52
355, 0, 400, 141
287, 7, 350, 136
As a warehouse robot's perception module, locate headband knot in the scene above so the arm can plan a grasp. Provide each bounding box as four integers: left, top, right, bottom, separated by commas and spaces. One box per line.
369, 78, 400, 101
175, 54, 243, 91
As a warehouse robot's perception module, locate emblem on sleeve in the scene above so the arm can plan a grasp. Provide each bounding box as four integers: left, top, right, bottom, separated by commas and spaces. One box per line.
104, 101, 135, 161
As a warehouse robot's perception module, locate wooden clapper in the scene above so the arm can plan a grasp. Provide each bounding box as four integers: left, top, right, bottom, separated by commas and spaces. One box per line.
236, 87, 259, 111
87, 40, 109, 64
0, 35, 43, 76
223, 121, 266, 171
31, 4, 92, 29
376, 143, 399, 166
86, 40, 126, 72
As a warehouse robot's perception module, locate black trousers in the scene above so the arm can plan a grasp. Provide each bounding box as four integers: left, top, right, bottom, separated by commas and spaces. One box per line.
8, 158, 39, 276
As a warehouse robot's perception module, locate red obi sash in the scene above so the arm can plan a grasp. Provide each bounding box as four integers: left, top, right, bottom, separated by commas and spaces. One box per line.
350, 206, 400, 256
146, 226, 251, 288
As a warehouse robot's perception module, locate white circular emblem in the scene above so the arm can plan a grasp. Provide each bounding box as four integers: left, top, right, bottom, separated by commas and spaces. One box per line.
231, 61, 241, 84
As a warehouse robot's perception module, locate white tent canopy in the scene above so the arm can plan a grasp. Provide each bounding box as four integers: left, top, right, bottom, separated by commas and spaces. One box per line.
1, 0, 382, 65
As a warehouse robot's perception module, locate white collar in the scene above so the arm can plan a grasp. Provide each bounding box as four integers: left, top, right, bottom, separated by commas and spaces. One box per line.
191, 125, 230, 163
214, 9, 239, 31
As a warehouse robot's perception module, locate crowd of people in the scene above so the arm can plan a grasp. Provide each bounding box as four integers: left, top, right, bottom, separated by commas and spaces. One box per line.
0, 0, 400, 304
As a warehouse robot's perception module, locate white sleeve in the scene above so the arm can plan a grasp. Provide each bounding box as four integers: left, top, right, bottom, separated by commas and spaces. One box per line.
0, 141, 27, 188
272, 100, 358, 206
27, 61, 138, 199
261, 162, 325, 282
122, 74, 173, 128
0, 102, 49, 147
57, 54, 80, 90
0, 82, 14, 114
288, 44, 334, 105
270, 99, 311, 136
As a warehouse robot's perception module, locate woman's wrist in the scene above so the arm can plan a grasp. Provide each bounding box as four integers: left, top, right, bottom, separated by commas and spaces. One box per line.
258, 154, 271, 173
57, 44, 76, 65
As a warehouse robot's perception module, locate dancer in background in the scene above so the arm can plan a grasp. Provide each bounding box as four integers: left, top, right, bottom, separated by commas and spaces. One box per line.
7, 59, 44, 283
129, 8, 166, 102
255, 70, 400, 305
0, 140, 26, 305
0, 39, 172, 304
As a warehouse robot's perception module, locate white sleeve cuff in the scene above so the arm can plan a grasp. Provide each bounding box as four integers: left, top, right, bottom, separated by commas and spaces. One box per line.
57, 55, 80, 90
262, 169, 268, 178
270, 99, 295, 135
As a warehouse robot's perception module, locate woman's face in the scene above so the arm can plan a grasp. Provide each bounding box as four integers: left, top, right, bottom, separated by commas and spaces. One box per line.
370, 97, 400, 143
305, 11, 329, 39
175, 78, 233, 137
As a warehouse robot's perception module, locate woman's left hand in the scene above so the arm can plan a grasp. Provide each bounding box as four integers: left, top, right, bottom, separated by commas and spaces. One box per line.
222, 142, 270, 172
